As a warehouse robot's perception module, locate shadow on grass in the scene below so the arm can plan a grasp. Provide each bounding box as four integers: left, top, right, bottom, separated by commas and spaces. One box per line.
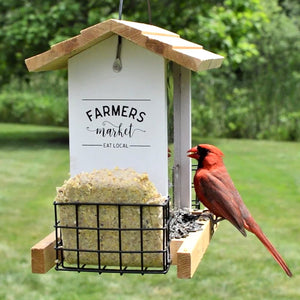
0, 123, 69, 149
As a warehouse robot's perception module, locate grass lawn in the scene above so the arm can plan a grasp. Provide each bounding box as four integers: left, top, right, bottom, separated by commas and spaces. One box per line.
0, 123, 299, 300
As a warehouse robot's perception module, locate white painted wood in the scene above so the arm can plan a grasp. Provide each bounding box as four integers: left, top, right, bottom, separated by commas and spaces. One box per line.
173, 63, 191, 209
68, 35, 168, 195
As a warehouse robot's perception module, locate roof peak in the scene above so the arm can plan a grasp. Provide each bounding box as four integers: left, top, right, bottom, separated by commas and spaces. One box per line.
25, 19, 223, 72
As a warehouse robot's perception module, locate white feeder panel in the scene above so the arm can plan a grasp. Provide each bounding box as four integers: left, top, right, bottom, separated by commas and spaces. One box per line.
68, 35, 168, 195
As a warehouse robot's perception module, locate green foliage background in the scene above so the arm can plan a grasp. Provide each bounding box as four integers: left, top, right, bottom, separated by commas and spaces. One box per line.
0, 0, 299, 140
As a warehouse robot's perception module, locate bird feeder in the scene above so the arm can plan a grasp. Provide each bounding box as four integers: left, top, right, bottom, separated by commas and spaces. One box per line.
26, 19, 223, 279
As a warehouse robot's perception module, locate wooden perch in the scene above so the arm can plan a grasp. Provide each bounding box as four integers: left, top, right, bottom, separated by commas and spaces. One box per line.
31, 231, 60, 274
173, 219, 215, 279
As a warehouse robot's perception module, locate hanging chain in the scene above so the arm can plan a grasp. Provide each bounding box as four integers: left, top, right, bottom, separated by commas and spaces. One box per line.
113, 0, 152, 72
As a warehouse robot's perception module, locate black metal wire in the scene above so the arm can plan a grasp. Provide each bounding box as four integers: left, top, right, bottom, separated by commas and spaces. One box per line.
117, 204, 123, 273
118, 0, 124, 20
96, 205, 101, 270
75, 204, 80, 270
192, 164, 201, 209
54, 198, 171, 275
118, 0, 152, 24
139, 205, 144, 273
146, 0, 152, 24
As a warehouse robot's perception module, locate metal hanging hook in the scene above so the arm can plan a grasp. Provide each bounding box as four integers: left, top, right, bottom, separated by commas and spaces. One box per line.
113, 0, 124, 72
113, 0, 152, 72
113, 36, 122, 73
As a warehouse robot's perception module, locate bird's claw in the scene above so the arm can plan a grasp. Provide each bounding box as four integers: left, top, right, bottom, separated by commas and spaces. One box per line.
196, 211, 223, 234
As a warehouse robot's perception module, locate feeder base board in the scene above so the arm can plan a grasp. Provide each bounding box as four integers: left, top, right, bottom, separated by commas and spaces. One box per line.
31, 219, 216, 278
171, 218, 216, 279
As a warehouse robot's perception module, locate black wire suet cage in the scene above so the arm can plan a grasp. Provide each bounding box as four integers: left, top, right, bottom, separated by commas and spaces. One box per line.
54, 199, 171, 275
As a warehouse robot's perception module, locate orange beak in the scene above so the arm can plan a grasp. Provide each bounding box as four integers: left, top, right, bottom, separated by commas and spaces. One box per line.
187, 146, 199, 160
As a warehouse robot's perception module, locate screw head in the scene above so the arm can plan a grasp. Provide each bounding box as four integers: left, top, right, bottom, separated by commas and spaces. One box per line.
113, 58, 122, 72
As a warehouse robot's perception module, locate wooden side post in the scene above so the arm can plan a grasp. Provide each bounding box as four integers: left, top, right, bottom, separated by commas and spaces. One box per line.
173, 63, 192, 209
31, 231, 58, 274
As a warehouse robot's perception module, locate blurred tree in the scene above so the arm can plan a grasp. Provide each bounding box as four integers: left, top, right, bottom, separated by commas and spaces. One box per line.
0, 0, 299, 140
0, 0, 267, 85
191, 0, 300, 140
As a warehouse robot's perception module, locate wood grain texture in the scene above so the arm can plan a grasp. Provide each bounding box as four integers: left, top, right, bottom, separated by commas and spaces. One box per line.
31, 231, 59, 274
170, 238, 185, 265
25, 19, 223, 72
176, 219, 213, 279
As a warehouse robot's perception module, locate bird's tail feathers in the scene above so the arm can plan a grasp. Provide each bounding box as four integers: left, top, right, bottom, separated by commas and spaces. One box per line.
245, 220, 292, 277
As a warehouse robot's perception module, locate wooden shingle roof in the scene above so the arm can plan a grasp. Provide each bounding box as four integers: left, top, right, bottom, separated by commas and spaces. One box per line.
25, 19, 223, 72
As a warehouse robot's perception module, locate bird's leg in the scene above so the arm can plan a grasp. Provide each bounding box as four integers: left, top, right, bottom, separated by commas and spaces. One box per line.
194, 210, 225, 226
215, 217, 225, 224
197, 210, 216, 223
196, 211, 224, 234
209, 215, 224, 226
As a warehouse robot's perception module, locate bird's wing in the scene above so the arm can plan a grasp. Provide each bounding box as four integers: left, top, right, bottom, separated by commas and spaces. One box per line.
196, 169, 247, 236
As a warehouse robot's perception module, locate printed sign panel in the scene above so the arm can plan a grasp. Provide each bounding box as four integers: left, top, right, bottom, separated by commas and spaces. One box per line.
83, 98, 149, 148
68, 36, 168, 195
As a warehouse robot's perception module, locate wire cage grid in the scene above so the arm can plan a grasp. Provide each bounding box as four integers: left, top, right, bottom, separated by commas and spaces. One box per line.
54, 198, 171, 275
191, 164, 200, 209
54, 163, 199, 276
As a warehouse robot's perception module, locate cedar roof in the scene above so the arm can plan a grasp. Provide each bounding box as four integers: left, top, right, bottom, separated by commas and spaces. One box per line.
25, 19, 223, 72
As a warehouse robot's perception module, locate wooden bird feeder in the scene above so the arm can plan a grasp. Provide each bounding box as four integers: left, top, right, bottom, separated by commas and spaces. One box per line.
26, 19, 223, 279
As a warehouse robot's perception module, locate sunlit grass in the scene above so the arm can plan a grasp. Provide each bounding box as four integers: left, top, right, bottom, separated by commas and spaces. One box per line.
0, 124, 299, 300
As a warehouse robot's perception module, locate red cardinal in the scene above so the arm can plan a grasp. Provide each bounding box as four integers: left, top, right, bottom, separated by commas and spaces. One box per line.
187, 144, 292, 277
